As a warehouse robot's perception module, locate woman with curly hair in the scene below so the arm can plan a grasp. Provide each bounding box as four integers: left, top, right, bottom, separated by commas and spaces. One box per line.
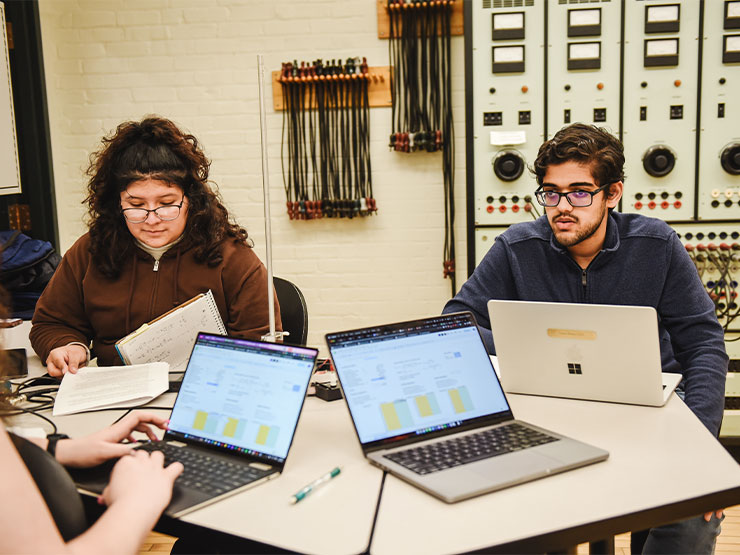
30, 116, 280, 376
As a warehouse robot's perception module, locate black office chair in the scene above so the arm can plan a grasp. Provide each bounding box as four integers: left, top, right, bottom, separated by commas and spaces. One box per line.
273, 276, 308, 346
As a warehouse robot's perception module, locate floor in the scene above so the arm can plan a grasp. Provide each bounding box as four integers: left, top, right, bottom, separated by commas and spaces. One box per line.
139, 505, 740, 554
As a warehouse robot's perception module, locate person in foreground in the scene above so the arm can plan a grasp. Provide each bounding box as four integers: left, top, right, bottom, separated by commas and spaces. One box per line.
0, 409, 183, 553
30, 116, 280, 376
444, 123, 728, 553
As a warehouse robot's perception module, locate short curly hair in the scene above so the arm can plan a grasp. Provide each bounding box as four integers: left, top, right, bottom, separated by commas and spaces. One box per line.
84, 116, 249, 278
533, 123, 625, 190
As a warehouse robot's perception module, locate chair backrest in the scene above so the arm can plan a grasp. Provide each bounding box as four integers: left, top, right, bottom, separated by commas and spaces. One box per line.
273, 276, 308, 346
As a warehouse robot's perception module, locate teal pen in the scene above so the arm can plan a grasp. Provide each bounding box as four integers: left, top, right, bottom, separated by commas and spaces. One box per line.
290, 466, 341, 504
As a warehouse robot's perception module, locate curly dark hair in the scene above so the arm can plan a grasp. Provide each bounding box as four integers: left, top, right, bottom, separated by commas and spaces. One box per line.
84, 116, 249, 278
533, 123, 625, 191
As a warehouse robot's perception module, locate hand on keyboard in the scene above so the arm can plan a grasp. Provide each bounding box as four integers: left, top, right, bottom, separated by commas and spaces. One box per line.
99, 449, 183, 524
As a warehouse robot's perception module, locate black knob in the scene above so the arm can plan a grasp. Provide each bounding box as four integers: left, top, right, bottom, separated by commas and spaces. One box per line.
493, 151, 525, 182
720, 143, 740, 175
642, 145, 676, 177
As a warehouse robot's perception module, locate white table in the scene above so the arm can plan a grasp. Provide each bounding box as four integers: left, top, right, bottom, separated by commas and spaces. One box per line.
178, 398, 383, 554
371, 392, 740, 554
8, 322, 739, 553
4, 323, 383, 554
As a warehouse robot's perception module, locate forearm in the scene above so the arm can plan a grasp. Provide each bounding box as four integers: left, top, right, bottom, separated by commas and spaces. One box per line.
67, 498, 161, 555
30, 245, 93, 361
662, 237, 728, 435
682, 350, 728, 435
29, 322, 89, 362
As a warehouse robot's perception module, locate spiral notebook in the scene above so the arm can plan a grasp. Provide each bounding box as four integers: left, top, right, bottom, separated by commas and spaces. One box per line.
115, 289, 226, 371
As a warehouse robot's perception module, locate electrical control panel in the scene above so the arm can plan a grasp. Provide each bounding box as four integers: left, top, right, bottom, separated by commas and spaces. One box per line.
621, 1, 700, 221
469, 0, 545, 228
673, 223, 740, 358
546, 2, 622, 137
466, 2, 740, 363
697, 0, 740, 220
474, 226, 507, 268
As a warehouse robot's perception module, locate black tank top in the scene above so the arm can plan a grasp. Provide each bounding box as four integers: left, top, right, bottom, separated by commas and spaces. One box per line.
9, 433, 88, 541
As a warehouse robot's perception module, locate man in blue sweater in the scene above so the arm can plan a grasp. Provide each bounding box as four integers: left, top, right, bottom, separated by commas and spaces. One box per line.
444, 123, 727, 553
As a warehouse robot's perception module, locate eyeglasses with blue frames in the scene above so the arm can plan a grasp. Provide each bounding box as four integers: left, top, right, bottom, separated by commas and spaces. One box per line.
534, 183, 611, 207
121, 198, 185, 223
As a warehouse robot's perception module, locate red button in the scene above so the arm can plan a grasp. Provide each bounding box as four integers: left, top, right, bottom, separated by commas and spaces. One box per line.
512, 204, 520, 213
499, 205, 507, 213
487, 205, 494, 213
635, 201, 643, 210
648, 201, 656, 209
673, 200, 682, 209
661, 201, 669, 209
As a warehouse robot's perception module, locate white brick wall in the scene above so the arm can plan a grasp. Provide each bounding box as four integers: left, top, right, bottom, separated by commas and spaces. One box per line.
38, 0, 468, 352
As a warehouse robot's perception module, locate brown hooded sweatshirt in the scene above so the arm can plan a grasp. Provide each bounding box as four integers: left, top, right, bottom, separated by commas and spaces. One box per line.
30, 233, 281, 366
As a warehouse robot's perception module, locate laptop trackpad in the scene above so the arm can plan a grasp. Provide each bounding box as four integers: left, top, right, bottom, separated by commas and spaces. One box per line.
469, 448, 563, 479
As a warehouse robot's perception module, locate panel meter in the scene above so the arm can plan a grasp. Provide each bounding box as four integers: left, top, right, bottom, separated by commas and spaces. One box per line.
547, 2, 622, 138
698, 1, 740, 220
622, 0, 700, 222
466, 0, 545, 259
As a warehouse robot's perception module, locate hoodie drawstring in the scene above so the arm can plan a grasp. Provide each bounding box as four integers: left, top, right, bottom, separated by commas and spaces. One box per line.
125, 251, 136, 333
172, 247, 181, 307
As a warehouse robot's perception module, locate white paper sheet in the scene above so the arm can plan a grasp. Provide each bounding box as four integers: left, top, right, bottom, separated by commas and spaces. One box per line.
53, 362, 169, 416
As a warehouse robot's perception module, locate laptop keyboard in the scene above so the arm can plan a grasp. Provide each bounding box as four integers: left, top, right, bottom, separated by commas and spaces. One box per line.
136, 442, 272, 496
385, 423, 558, 475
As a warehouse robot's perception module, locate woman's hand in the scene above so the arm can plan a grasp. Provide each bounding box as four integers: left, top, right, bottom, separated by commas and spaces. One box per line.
46, 344, 88, 376
54, 412, 170, 468
99, 449, 183, 518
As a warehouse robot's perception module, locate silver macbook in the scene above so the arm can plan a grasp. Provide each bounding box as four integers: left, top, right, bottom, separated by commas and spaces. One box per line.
487, 300, 682, 407
326, 312, 608, 504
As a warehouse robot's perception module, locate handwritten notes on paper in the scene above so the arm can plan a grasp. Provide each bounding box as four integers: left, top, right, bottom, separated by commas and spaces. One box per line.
115, 290, 226, 371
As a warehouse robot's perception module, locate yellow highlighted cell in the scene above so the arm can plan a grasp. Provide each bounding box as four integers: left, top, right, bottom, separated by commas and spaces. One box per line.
223, 418, 239, 438
381, 402, 402, 430
449, 389, 465, 413
415, 395, 433, 417
256, 424, 270, 445
193, 411, 208, 430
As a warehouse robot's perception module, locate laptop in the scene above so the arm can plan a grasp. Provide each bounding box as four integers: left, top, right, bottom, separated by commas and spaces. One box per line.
325, 312, 608, 504
73, 332, 318, 517
487, 300, 682, 407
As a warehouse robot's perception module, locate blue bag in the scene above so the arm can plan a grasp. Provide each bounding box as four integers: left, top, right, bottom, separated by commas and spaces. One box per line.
0, 230, 61, 318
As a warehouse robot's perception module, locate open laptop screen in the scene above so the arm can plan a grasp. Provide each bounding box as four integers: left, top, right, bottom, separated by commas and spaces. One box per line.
167, 333, 317, 463
327, 313, 511, 446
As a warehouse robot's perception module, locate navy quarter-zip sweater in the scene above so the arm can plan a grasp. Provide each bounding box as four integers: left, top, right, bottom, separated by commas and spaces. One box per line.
443, 211, 728, 435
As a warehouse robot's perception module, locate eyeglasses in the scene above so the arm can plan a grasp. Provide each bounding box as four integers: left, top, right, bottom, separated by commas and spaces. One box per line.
534, 183, 610, 207
121, 198, 185, 223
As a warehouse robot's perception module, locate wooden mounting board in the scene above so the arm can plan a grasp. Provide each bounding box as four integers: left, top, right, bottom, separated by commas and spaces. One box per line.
271, 66, 392, 111
377, 0, 464, 38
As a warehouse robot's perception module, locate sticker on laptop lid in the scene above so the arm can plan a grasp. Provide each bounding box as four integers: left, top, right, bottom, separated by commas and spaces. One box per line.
547, 328, 597, 340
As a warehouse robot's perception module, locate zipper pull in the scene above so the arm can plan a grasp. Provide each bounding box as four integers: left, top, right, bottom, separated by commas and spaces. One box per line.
153, 259, 159, 272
